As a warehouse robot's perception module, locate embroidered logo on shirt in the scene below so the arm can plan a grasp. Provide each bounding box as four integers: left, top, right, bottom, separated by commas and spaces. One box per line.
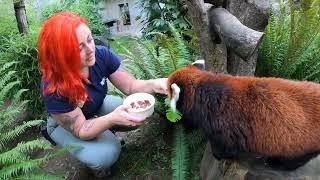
100, 77, 107, 86
78, 100, 85, 108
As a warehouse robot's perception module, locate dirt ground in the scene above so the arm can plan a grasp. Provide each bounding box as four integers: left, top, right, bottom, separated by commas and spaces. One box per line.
31, 113, 175, 180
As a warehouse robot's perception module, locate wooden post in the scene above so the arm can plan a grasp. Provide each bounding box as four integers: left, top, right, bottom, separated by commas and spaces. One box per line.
14, 0, 29, 35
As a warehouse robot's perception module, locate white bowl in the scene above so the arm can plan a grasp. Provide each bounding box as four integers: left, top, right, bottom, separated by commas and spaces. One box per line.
123, 93, 156, 120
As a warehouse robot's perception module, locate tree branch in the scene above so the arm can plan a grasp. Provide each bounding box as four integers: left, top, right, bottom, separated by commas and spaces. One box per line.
208, 8, 264, 60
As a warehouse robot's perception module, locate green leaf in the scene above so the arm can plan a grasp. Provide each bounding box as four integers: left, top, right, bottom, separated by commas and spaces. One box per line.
166, 108, 182, 123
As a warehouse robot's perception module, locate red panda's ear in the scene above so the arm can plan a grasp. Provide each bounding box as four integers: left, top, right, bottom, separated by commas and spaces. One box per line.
167, 68, 199, 112
192, 60, 205, 70
186, 64, 198, 69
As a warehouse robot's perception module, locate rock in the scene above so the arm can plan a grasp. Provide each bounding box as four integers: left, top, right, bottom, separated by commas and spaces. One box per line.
200, 142, 320, 180
200, 143, 248, 180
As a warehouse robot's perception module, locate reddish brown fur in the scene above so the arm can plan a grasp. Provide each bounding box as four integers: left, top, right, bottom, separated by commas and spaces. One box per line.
168, 65, 320, 159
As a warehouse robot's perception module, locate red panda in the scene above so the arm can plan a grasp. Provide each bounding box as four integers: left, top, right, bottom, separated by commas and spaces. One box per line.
167, 65, 320, 170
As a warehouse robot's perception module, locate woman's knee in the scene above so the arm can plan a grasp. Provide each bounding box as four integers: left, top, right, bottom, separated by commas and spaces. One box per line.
77, 132, 121, 170
89, 143, 121, 170
48, 121, 121, 170
46, 116, 58, 135
97, 95, 124, 116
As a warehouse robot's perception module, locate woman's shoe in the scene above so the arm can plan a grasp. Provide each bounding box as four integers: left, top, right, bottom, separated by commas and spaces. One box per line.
92, 168, 112, 178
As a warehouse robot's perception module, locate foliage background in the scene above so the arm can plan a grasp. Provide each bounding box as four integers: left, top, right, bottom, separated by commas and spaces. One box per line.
256, 0, 320, 81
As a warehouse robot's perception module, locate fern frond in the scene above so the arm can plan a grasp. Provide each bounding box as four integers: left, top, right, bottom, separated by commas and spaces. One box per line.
0, 81, 20, 102
257, 0, 320, 81
0, 70, 17, 89
0, 100, 29, 136
0, 139, 52, 165
0, 61, 17, 75
292, 33, 320, 80
171, 124, 189, 180
0, 120, 44, 147
0, 143, 73, 180
0, 156, 50, 179
160, 38, 178, 71
118, 41, 156, 79
289, 0, 296, 47
133, 40, 159, 77
15, 173, 64, 180
167, 23, 192, 67
276, 0, 287, 37
137, 38, 166, 77
284, 0, 320, 76
12, 89, 29, 104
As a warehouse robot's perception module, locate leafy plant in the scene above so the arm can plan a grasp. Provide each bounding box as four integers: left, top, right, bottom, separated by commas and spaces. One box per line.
0, 61, 65, 180
256, 0, 320, 81
108, 22, 204, 179
108, 23, 194, 115
171, 124, 189, 180
1, 0, 41, 34
0, 0, 48, 119
136, 0, 191, 36
0, 1, 19, 45
0, 32, 43, 119
41, 0, 106, 35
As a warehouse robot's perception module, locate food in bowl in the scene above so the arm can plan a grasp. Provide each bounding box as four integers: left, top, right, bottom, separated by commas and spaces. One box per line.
123, 93, 155, 119
130, 100, 151, 110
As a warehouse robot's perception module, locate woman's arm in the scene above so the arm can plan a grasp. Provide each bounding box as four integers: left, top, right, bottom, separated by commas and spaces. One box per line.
109, 66, 168, 95
51, 107, 111, 140
51, 105, 144, 140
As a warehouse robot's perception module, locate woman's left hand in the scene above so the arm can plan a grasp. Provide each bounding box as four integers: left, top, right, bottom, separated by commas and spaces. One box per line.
152, 78, 168, 95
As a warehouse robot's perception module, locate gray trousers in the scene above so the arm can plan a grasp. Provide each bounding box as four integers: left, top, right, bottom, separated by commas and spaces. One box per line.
47, 95, 123, 171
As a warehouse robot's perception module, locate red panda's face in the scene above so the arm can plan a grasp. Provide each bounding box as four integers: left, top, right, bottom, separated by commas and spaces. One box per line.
167, 65, 196, 98
167, 65, 202, 111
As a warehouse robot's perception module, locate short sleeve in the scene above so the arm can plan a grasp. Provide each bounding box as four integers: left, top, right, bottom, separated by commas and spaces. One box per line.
95, 46, 121, 76
42, 93, 77, 114
41, 81, 76, 114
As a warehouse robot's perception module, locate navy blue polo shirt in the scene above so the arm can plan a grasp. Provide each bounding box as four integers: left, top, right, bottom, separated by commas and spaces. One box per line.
41, 45, 121, 119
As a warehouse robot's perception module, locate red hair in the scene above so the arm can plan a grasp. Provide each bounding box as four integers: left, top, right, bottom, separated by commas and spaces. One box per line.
38, 11, 90, 105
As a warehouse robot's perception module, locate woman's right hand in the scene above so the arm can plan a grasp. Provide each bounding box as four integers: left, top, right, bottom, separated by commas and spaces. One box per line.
109, 105, 145, 127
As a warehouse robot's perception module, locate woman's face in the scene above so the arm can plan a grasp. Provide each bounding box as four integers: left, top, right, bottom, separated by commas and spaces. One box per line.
76, 23, 96, 69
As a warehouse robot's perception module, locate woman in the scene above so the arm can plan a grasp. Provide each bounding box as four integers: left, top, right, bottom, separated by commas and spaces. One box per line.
38, 12, 167, 178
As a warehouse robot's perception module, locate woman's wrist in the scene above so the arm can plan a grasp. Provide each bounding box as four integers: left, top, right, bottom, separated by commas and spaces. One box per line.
102, 113, 115, 128
147, 79, 157, 93
129, 78, 167, 95
78, 115, 113, 140
149, 78, 168, 94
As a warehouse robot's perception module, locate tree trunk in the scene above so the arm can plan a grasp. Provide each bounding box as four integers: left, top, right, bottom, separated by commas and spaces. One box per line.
14, 0, 28, 35
185, 0, 227, 73
208, 8, 264, 61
